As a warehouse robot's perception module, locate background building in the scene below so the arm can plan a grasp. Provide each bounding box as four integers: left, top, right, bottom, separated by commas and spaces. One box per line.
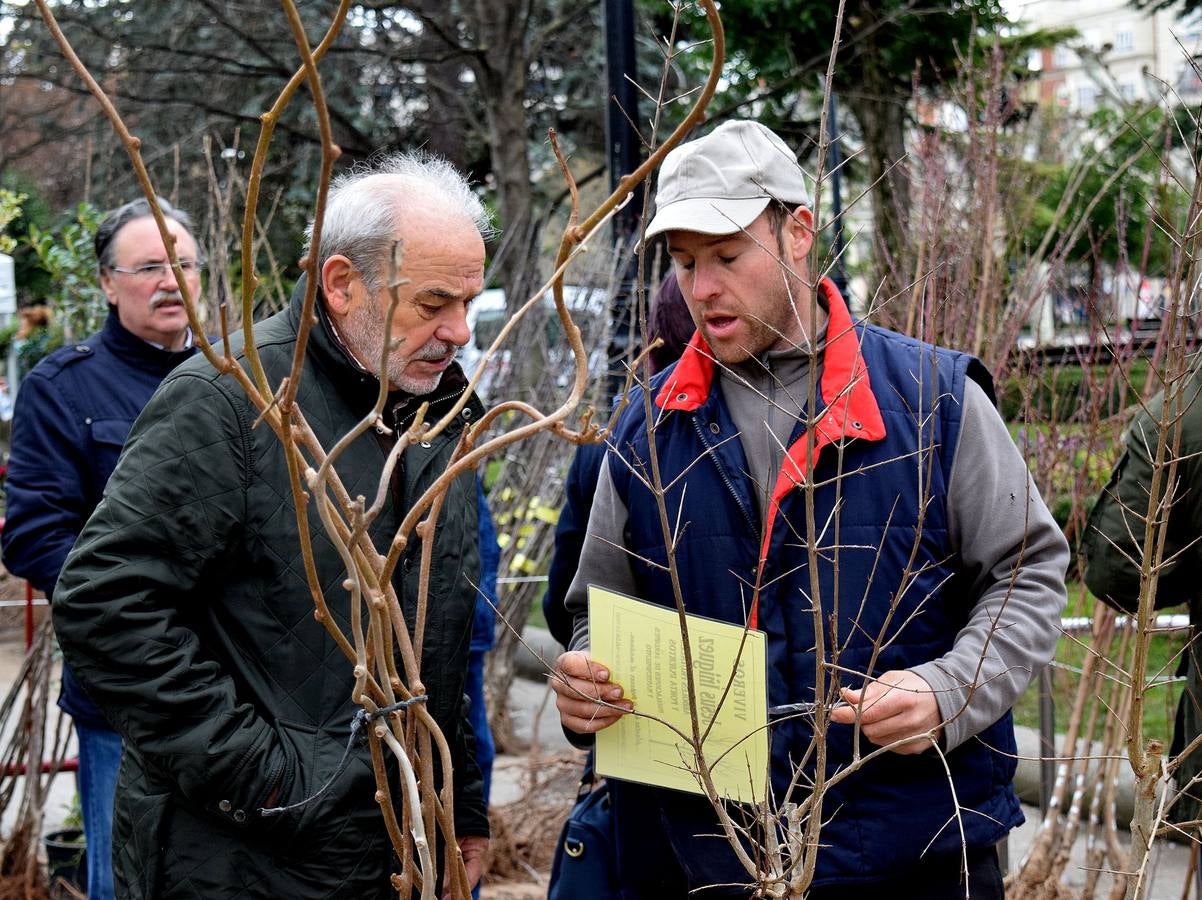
1009, 0, 1202, 111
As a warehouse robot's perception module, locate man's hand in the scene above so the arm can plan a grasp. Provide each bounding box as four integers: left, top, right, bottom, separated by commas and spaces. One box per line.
441, 834, 489, 900
828, 669, 942, 755
550, 650, 632, 734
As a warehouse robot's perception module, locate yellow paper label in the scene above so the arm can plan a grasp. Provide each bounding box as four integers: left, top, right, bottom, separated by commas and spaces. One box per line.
589, 585, 769, 803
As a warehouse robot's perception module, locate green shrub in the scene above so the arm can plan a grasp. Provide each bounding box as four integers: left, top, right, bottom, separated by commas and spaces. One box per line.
1000, 360, 1150, 423
27, 203, 107, 341
0, 188, 26, 255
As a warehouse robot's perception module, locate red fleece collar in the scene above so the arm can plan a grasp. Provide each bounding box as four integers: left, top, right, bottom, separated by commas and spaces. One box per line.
654, 330, 713, 412
651, 278, 888, 632
654, 278, 886, 448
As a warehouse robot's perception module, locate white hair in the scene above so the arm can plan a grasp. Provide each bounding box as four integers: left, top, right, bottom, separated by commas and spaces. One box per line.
304, 150, 495, 293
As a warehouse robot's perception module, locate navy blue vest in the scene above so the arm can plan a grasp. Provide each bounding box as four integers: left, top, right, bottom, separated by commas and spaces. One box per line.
604, 283, 1021, 890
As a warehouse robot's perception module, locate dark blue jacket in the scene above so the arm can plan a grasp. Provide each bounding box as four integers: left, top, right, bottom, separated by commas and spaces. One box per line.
542, 441, 606, 648
605, 280, 1020, 890
473, 477, 500, 654
2, 310, 196, 727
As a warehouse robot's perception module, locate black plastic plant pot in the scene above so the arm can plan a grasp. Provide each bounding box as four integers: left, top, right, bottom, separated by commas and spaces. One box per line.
44, 828, 87, 892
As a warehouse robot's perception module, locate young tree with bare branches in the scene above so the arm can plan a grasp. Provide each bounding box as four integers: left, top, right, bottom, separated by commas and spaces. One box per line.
1078, 357, 1202, 900
552, 119, 1070, 897
24, 2, 726, 897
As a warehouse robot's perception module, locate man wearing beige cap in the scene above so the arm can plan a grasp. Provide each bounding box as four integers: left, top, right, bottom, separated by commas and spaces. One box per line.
552, 120, 1067, 897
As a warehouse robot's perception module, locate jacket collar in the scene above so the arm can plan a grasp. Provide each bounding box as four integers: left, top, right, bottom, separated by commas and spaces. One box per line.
653, 277, 886, 445
100, 307, 197, 375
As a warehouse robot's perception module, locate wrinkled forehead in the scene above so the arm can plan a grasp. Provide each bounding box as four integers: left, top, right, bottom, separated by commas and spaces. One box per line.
112, 215, 198, 262
401, 208, 485, 265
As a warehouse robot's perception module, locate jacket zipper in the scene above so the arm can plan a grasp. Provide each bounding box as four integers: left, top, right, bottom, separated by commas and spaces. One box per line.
691, 416, 756, 533
391, 383, 468, 432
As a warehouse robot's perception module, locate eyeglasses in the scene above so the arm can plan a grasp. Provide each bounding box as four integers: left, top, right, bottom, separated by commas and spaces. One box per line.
108, 259, 205, 279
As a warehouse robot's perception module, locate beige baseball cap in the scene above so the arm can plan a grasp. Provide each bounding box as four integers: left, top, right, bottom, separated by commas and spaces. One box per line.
645, 120, 811, 240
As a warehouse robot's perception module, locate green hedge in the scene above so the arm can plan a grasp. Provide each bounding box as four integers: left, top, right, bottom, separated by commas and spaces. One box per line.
999, 360, 1150, 423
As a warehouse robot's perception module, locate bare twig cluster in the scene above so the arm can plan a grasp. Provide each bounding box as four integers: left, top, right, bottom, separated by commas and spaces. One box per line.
1010, 57, 1202, 900
28, 1, 725, 895
0, 618, 74, 900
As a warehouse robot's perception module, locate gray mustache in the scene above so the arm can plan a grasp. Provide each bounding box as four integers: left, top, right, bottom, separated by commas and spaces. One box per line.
149, 291, 185, 311
411, 341, 455, 360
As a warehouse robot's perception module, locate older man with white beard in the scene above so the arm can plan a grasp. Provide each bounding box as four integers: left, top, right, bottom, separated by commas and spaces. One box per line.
3, 196, 202, 900
51, 154, 492, 899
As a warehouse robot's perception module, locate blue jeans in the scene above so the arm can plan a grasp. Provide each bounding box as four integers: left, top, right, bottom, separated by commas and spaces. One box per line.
465, 650, 494, 900
75, 723, 121, 900
465, 651, 495, 803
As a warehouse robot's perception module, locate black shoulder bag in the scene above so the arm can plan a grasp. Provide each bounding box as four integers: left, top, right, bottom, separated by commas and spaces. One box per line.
547, 754, 619, 899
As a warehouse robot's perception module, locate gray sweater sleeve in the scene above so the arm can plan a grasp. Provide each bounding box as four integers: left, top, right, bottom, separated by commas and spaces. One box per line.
909, 379, 1068, 751
564, 454, 640, 653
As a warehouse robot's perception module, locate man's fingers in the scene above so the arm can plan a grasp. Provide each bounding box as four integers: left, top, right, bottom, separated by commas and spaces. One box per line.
860, 719, 937, 753
551, 652, 633, 735
460, 835, 488, 891
554, 649, 611, 683
837, 683, 901, 724
831, 671, 942, 752
828, 692, 858, 724
553, 680, 629, 714
554, 676, 632, 711
442, 835, 489, 898
824, 685, 897, 725
549, 671, 622, 702
559, 708, 629, 733
557, 694, 630, 733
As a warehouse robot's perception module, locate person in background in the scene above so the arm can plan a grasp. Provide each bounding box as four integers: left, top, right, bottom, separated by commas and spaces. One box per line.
1082, 364, 1202, 827
51, 154, 491, 899
541, 271, 695, 649
2, 196, 201, 900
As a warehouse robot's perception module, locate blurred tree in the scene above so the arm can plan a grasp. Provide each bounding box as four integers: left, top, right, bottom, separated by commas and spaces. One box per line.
1023, 104, 1183, 290
0, 190, 25, 257
1, 0, 388, 308
405, 0, 606, 306
1130, 0, 1201, 15
25, 203, 107, 342
639, 0, 1010, 299
0, 174, 54, 306
0, 0, 607, 305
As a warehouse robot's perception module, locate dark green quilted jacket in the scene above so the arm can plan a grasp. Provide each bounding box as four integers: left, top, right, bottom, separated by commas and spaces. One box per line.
1083, 364, 1202, 825
53, 291, 487, 899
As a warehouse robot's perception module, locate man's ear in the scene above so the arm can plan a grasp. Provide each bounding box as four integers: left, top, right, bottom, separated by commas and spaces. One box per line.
99, 269, 118, 304
321, 255, 358, 316
785, 205, 815, 264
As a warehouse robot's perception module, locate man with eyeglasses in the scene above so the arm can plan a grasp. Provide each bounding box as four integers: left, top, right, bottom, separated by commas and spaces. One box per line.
2, 196, 200, 900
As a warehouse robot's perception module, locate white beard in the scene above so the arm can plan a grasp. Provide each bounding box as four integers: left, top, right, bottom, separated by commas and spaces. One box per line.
339, 299, 451, 395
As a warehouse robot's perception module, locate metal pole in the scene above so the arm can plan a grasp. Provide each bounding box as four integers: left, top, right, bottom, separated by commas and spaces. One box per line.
24, 580, 34, 650
826, 91, 849, 300
604, 0, 641, 236
603, 0, 643, 400
1038, 666, 1056, 815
